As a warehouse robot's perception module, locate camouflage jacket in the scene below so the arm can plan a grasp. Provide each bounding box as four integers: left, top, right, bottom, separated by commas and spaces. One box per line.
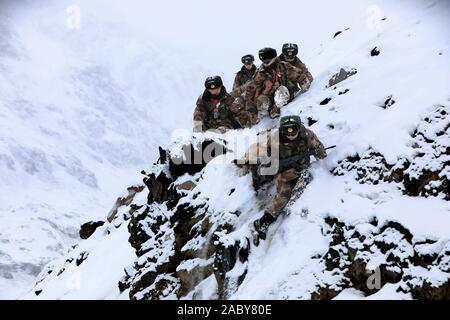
232, 65, 257, 92
239, 124, 326, 175
278, 54, 313, 84
193, 87, 251, 131
235, 60, 310, 102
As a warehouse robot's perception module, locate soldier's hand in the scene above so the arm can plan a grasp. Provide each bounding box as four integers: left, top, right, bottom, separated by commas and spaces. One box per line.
263, 80, 274, 94
299, 79, 311, 92
316, 149, 327, 159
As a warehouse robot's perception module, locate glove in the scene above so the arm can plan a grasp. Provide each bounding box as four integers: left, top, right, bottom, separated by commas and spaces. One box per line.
299, 79, 311, 92
262, 80, 274, 95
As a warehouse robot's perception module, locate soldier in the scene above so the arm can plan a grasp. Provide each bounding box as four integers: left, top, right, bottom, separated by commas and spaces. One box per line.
279, 43, 313, 87
236, 115, 326, 242
237, 47, 313, 123
193, 76, 251, 132
232, 54, 257, 92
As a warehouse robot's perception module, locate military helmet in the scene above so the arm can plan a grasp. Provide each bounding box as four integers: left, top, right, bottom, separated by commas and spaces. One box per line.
204, 75, 223, 89
241, 54, 254, 64
258, 47, 277, 61
280, 115, 301, 137
282, 43, 298, 57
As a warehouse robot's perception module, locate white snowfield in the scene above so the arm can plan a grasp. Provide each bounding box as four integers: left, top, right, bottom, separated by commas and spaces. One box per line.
1, 0, 449, 299
0, 0, 205, 298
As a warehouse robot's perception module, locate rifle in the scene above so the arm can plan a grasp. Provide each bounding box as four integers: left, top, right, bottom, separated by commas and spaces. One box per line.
263, 145, 336, 173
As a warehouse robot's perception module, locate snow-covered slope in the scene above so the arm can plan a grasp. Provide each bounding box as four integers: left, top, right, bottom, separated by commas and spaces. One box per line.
4, 0, 450, 299
0, 1, 207, 299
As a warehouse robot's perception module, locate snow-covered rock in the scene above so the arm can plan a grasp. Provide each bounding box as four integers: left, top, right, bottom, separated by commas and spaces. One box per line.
4, 0, 450, 300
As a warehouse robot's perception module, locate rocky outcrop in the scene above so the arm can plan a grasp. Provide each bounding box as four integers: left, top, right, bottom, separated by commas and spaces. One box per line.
107, 185, 145, 222
327, 67, 357, 88
120, 137, 250, 299
311, 217, 449, 299
118, 130, 449, 300
333, 105, 449, 199
79, 221, 105, 240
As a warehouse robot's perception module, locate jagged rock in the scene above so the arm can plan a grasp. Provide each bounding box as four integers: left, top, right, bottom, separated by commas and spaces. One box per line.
107, 185, 145, 222
371, 46, 380, 56
333, 27, 350, 39
168, 139, 227, 178
177, 259, 214, 298
307, 117, 318, 126
143, 171, 176, 204
314, 217, 449, 299
177, 180, 197, 191
211, 223, 250, 299
118, 265, 134, 293
320, 97, 332, 105
383, 95, 395, 108
75, 251, 89, 266
79, 220, 105, 239
410, 280, 450, 300
332, 150, 392, 185
311, 287, 340, 300
125, 136, 237, 300
327, 67, 357, 87
333, 106, 449, 200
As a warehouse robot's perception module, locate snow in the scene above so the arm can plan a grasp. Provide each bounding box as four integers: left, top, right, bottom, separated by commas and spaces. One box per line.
22, 222, 135, 300
0, 0, 204, 298
1, 0, 449, 300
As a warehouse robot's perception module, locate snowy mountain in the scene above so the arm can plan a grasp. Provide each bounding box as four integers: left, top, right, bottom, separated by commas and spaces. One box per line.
0, 0, 207, 299
2, 0, 449, 299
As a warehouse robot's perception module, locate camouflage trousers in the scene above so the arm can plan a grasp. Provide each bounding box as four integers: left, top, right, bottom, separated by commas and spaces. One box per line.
266, 168, 312, 217
256, 86, 291, 121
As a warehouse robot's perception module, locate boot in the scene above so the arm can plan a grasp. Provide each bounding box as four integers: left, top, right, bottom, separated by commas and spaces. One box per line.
253, 211, 277, 241
269, 106, 280, 119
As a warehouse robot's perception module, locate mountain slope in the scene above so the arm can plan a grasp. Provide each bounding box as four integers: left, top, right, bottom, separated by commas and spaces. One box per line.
23, 0, 449, 300
0, 1, 207, 299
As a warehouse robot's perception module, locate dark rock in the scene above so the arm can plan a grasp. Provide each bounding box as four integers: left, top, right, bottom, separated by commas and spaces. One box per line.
371, 47, 380, 56
327, 68, 357, 87
80, 220, 105, 240
333, 31, 343, 38
410, 280, 450, 300
311, 287, 341, 300
169, 140, 227, 178
320, 97, 332, 105
107, 185, 145, 222
177, 261, 214, 298
379, 95, 395, 109
75, 251, 89, 266
333, 27, 350, 39
307, 117, 318, 126
143, 171, 176, 205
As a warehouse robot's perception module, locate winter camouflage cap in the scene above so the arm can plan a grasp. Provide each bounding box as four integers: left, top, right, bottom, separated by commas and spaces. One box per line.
241, 54, 254, 64
204, 76, 223, 89
280, 115, 302, 136
259, 47, 277, 61
282, 43, 298, 57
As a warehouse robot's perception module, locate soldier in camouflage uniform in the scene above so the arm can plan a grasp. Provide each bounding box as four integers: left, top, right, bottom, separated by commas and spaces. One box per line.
234, 47, 313, 122
236, 115, 326, 241
193, 76, 252, 132
232, 54, 257, 92
279, 43, 313, 96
